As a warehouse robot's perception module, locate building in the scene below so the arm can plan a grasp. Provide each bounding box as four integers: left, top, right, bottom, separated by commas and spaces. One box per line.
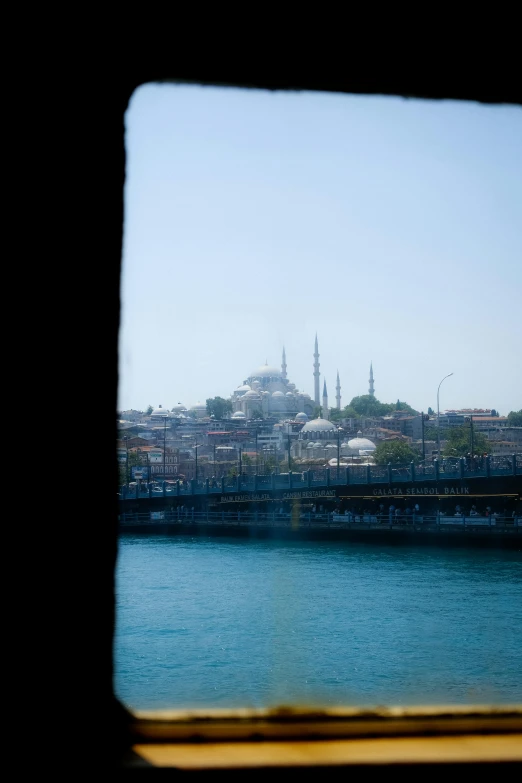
231, 337, 373, 423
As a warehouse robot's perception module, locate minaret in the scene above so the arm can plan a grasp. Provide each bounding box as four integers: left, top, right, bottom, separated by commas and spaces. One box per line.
281, 346, 287, 380
313, 333, 320, 405
322, 379, 329, 420
369, 362, 375, 397
336, 370, 341, 410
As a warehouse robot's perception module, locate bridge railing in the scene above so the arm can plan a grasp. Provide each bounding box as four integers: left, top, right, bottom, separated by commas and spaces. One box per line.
120, 454, 519, 499
119, 509, 521, 529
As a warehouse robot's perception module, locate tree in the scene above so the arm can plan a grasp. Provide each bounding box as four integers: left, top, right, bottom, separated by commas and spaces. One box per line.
348, 395, 395, 417
328, 408, 343, 422
423, 426, 439, 441
119, 449, 144, 485
427, 407, 434, 415
313, 406, 323, 419
250, 409, 264, 420
442, 425, 489, 458
342, 405, 361, 419
145, 405, 153, 415
206, 396, 233, 419
396, 400, 419, 415
507, 410, 522, 427
373, 440, 420, 465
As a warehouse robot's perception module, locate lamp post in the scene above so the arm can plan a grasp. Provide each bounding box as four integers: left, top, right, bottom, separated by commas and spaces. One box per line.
437, 373, 453, 459
123, 435, 129, 485
465, 416, 474, 458
163, 417, 167, 481
337, 427, 343, 479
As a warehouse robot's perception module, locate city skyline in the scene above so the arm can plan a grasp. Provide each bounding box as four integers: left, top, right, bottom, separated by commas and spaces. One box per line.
119, 85, 522, 414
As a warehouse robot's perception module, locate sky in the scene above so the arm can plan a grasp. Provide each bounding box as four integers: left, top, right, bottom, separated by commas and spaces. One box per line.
119, 85, 522, 416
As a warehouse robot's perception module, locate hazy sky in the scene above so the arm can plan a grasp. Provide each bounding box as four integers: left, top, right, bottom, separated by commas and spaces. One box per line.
119, 85, 521, 416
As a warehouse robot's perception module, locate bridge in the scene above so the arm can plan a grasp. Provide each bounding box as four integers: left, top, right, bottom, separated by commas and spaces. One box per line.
120, 454, 521, 500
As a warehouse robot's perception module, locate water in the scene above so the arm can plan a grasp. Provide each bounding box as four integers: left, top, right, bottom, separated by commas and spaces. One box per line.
115, 534, 522, 710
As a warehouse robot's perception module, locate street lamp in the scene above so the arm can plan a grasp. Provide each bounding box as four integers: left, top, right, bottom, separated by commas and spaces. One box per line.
437, 373, 454, 459
194, 442, 199, 482
336, 427, 344, 478
464, 416, 474, 459
123, 435, 129, 485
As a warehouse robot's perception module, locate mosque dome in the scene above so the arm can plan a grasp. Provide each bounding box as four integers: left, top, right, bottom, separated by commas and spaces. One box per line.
243, 390, 261, 399
301, 418, 337, 433
171, 403, 186, 413
295, 412, 308, 422
272, 391, 285, 398
151, 405, 169, 417
250, 364, 282, 379
190, 402, 207, 411
231, 411, 246, 419
302, 393, 311, 399
307, 442, 315, 449
347, 433, 376, 453
235, 384, 251, 393
285, 391, 294, 397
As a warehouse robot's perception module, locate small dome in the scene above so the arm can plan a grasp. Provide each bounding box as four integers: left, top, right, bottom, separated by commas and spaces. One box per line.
272, 391, 285, 398
235, 384, 251, 393
307, 442, 315, 449
171, 403, 186, 413
302, 393, 311, 399
347, 435, 376, 453
295, 412, 308, 422
151, 405, 169, 417
285, 392, 294, 397
301, 417, 337, 433
243, 389, 261, 399
232, 411, 246, 418
250, 364, 282, 379
190, 401, 207, 411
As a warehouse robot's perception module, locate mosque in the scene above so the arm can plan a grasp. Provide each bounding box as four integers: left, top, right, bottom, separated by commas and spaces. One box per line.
231, 335, 375, 424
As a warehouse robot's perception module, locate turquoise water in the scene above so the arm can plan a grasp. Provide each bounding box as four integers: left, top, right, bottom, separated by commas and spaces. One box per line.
115, 535, 522, 710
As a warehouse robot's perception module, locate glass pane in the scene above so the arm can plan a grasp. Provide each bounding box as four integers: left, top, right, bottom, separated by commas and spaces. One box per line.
116, 85, 522, 711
